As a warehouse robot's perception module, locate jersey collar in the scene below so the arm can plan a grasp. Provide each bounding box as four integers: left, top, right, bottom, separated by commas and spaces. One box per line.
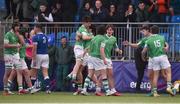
106, 34, 112, 39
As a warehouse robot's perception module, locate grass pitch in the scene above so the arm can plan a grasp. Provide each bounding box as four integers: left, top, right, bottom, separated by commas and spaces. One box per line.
0, 92, 180, 103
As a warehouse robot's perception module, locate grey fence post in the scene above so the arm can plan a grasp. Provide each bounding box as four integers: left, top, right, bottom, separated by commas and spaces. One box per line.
172, 25, 175, 61
128, 23, 132, 60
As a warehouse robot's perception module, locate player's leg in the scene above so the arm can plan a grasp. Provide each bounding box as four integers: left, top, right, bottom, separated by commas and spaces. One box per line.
3, 54, 14, 95
73, 65, 84, 95
93, 74, 103, 96
81, 68, 94, 95
165, 67, 173, 95
30, 57, 39, 86
7, 69, 16, 91
21, 59, 40, 94
30, 68, 38, 86
71, 59, 82, 80
68, 46, 84, 80
42, 67, 51, 93
99, 69, 111, 96
107, 68, 121, 96
160, 70, 167, 82
41, 55, 51, 93
106, 58, 121, 96
151, 58, 161, 97
152, 70, 160, 97
3, 69, 12, 95
13, 53, 28, 94
161, 55, 173, 95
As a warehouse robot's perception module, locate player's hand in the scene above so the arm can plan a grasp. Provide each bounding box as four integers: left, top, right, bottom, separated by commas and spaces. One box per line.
16, 44, 21, 48
118, 50, 123, 55
123, 41, 129, 46
164, 47, 169, 52
35, 16, 38, 21
103, 59, 107, 65
41, 13, 45, 17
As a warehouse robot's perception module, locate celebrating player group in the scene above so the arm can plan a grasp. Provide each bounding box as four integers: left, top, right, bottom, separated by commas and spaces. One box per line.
3, 16, 179, 97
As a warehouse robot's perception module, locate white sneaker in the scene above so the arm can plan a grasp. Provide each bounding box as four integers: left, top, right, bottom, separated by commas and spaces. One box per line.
8, 90, 15, 95
30, 88, 41, 94
73, 89, 81, 95
46, 90, 51, 94
166, 87, 174, 96
81, 90, 89, 96
106, 90, 113, 96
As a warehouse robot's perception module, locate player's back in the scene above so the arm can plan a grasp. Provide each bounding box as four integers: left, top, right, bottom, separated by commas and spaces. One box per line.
89, 35, 105, 58
146, 34, 165, 58
33, 33, 48, 54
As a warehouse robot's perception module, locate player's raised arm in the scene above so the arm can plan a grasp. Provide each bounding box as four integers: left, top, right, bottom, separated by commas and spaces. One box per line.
123, 40, 139, 48
82, 32, 94, 40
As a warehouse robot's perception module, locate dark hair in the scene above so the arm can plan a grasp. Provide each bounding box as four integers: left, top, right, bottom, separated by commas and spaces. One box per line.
61, 36, 67, 40
35, 24, 43, 30
140, 25, 150, 31
82, 16, 92, 22
12, 22, 20, 30
106, 24, 115, 31
20, 28, 29, 39
40, 2, 47, 7
150, 25, 159, 34
96, 25, 105, 35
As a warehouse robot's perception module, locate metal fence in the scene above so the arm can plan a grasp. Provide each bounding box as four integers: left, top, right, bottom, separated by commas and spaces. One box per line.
0, 22, 180, 61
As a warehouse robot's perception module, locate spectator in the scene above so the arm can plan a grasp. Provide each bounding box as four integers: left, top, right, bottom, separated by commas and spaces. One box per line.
21, 28, 33, 70
51, 2, 63, 22
149, 0, 171, 22
117, 0, 132, 22
156, 0, 171, 22
35, 3, 53, 22
148, 1, 160, 22
21, 0, 34, 22
55, 36, 74, 91
80, 2, 93, 21
125, 4, 136, 22
135, 2, 149, 22
91, 0, 107, 22
105, 4, 119, 22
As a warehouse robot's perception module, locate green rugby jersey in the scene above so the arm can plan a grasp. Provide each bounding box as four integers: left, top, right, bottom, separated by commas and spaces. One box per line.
137, 37, 149, 48
4, 31, 19, 55
104, 34, 118, 59
144, 34, 166, 58
75, 25, 88, 47
89, 35, 106, 59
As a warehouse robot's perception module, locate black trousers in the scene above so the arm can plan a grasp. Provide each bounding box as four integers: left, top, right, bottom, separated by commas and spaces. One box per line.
134, 47, 148, 90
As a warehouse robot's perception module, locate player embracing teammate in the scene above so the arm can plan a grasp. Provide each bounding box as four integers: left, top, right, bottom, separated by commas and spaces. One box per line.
142, 25, 173, 97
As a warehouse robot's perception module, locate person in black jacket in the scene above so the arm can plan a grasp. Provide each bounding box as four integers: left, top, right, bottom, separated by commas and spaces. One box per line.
51, 2, 63, 22
105, 4, 119, 22
35, 3, 53, 22
55, 36, 74, 91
